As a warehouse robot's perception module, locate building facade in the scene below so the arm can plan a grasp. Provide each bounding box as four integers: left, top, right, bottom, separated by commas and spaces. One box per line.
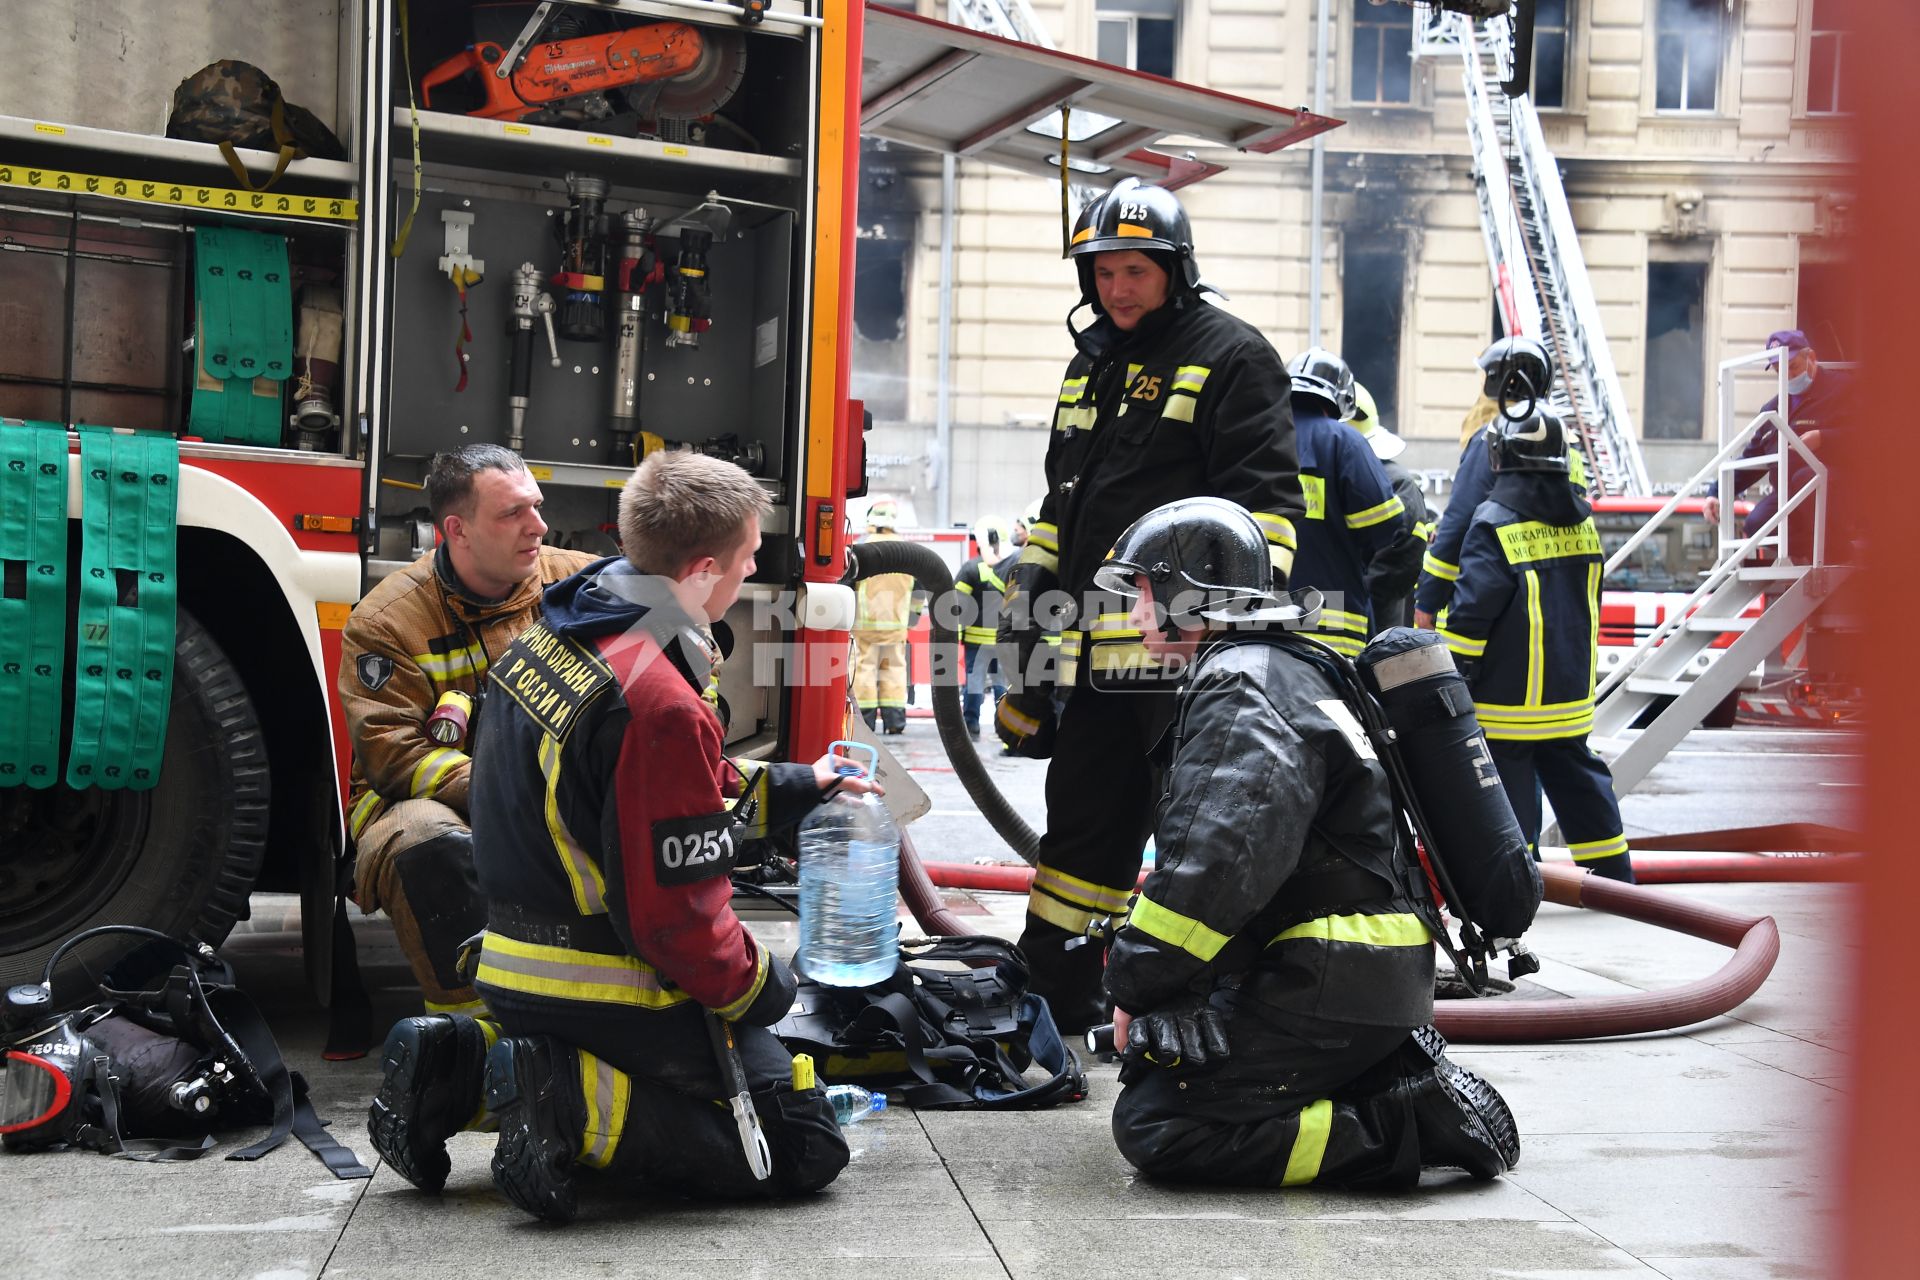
853, 0, 1856, 526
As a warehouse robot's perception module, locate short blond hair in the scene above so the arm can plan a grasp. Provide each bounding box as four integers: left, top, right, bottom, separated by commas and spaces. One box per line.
619, 451, 768, 575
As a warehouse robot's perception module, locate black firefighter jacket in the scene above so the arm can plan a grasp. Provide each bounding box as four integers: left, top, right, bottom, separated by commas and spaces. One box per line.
1019, 296, 1306, 681
1104, 636, 1436, 1030
1288, 401, 1415, 657
1437, 473, 1603, 742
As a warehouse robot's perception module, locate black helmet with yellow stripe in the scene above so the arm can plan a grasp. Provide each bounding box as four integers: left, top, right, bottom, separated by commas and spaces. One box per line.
1069, 177, 1199, 305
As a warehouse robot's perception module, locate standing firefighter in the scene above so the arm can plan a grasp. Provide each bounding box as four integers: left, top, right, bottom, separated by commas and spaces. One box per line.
953, 518, 1017, 738
1435, 411, 1634, 883
1096, 497, 1521, 1188
852, 496, 913, 734
1283, 348, 1414, 656
996, 176, 1304, 1032
339, 445, 593, 1012
365, 452, 868, 1223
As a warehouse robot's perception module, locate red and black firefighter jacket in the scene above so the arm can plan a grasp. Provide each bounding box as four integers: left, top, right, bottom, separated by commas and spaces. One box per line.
1436, 473, 1604, 742
469, 559, 823, 1046
1104, 634, 1436, 1030
1017, 296, 1306, 682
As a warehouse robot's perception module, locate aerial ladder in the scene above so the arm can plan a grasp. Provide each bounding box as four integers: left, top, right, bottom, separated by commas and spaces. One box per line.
1414, 5, 1649, 497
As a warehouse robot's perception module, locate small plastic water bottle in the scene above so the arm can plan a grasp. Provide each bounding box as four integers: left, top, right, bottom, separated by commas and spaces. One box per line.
825, 1083, 887, 1126
797, 740, 901, 987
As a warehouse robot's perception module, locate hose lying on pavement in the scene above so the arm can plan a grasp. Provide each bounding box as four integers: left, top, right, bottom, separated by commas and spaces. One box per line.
915, 859, 1785, 1043
1431, 862, 1782, 1043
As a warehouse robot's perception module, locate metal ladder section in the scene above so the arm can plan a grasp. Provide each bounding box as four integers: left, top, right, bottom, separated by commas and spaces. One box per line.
1416, 10, 1649, 497
1589, 350, 1852, 793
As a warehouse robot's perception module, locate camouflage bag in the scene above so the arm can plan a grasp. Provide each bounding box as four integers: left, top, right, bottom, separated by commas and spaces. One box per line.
166, 61, 347, 192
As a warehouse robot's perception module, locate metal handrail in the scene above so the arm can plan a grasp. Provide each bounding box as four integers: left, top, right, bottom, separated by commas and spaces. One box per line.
1593, 350, 1836, 701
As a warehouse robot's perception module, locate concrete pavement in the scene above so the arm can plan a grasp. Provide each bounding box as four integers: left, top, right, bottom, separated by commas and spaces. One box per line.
5, 715, 1856, 1278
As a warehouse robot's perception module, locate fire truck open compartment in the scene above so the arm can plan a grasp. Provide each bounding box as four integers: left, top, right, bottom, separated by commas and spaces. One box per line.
2, 0, 1337, 998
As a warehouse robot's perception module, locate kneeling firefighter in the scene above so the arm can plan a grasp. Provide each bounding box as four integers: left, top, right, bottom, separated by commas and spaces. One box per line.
365, 452, 861, 1223
1095, 497, 1525, 1188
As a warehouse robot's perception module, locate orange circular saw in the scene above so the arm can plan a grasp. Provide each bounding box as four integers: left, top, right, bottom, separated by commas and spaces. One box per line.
421, 14, 746, 127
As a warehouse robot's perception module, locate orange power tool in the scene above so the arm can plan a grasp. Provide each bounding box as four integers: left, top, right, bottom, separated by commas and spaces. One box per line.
421, 21, 707, 121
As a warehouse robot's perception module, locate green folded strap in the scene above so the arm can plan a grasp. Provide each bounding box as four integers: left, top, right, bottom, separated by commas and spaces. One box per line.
0, 421, 71, 789
66, 428, 179, 791
190, 226, 292, 446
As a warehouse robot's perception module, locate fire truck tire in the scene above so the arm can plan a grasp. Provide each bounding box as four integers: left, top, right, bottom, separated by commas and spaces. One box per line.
0, 608, 270, 997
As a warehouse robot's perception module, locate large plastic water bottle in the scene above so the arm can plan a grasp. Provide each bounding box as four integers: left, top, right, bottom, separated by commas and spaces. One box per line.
797, 740, 900, 987
824, 1083, 887, 1126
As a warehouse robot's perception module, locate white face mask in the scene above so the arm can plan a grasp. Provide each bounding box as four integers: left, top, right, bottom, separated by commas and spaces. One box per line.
1787, 372, 1814, 395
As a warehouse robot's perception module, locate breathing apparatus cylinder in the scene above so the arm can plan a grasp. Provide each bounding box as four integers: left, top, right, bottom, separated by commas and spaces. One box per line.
609, 208, 657, 462
1356, 628, 1543, 943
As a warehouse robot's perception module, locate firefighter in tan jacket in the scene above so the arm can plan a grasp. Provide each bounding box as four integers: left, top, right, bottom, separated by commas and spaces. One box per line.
852, 497, 915, 734
339, 445, 594, 1010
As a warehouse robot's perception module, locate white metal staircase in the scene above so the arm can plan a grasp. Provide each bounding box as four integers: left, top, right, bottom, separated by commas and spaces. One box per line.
1589, 351, 1856, 792
1416, 10, 1649, 498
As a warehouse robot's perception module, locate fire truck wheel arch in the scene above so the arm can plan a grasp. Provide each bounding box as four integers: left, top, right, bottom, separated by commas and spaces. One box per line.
0, 608, 269, 994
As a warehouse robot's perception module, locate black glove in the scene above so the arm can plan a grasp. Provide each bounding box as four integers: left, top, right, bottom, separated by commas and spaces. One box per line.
994, 688, 1057, 759
1125, 995, 1231, 1070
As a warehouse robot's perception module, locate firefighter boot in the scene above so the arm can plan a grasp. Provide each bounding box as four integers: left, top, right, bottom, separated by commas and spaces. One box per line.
1402, 1025, 1520, 1179
861, 707, 879, 732
486, 1035, 583, 1223
367, 1013, 490, 1192
881, 706, 907, 735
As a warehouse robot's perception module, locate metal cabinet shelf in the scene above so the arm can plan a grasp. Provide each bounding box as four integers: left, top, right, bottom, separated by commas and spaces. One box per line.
0, 114, 359, 206
394, 109, 800, 189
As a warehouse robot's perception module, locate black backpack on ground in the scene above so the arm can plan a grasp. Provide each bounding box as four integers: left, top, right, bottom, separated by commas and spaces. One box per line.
773, 936, 1087, 1110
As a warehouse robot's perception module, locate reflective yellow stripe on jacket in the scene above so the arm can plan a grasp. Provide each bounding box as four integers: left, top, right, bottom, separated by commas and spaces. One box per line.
1128, 893, 1232, 965
1269, 911, 1432, 949
476, 933, 688, 1009
1252, 509, 1298, 578
410, 747, 467, 800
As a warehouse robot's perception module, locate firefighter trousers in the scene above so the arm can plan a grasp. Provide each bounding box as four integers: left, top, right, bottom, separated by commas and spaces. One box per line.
353, 799, 488, 1011
1019, 685, 1176, 1034
1112, 1007, 1422, 1189
1488, 736, 1635, 882
476, 987, 848, 1198
852, 627, 908, 712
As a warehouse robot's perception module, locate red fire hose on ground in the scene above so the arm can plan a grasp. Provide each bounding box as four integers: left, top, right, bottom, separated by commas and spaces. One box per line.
907, 855, 1817, 1043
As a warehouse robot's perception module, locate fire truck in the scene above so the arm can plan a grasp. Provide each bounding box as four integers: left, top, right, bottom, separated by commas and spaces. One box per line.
0, 1, 1334, 994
